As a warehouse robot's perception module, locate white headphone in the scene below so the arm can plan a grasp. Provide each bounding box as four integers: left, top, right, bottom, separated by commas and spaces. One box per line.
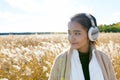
85, 14, 99, 41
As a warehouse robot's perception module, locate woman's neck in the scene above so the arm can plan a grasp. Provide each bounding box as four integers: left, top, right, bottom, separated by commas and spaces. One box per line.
78, 44, 89, 53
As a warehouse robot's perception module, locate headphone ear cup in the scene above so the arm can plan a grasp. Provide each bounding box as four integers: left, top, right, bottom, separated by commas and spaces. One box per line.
88, 26, 99, 41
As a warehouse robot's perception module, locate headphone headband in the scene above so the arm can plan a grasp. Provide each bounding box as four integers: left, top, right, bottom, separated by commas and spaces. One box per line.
85, 13, 95, 27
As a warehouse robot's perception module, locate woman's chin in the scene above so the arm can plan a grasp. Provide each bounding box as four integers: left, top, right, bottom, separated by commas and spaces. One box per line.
70, 46, 79, 49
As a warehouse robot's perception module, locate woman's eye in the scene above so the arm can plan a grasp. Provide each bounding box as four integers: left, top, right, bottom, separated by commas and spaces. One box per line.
75, 32, 80, 35
68, 32, 71, 35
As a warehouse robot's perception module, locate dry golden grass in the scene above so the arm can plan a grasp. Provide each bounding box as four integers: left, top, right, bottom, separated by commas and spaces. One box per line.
0, 33, 120, 80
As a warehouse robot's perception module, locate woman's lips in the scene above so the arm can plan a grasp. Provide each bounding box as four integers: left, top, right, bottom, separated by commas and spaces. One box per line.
71, 43, 78, 45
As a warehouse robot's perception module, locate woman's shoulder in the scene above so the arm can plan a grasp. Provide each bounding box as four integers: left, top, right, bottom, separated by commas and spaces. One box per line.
54, 49, 68, 62
96, 49, 107, 56
95, 49, 110, 61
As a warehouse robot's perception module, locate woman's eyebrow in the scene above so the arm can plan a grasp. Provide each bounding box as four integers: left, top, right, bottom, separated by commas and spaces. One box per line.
68, 30, 81, 32
73, 30, 81, 32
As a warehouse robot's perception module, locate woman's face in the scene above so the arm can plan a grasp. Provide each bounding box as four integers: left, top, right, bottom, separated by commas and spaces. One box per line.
68, 21, 89, 52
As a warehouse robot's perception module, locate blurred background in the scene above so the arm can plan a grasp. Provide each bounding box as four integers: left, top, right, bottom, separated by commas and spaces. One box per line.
0, 0, 120, 80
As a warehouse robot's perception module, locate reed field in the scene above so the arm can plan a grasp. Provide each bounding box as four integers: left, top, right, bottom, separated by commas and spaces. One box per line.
0, 33, 120, 80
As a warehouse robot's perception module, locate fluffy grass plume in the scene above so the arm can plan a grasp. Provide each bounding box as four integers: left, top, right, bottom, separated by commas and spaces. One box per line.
0, 33, 120, 80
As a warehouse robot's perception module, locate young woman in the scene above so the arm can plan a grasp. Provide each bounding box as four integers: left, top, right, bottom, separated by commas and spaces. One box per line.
48, 13, 116, 80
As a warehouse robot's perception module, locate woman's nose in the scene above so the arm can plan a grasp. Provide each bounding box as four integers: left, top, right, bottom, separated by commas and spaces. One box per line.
68, 34, 75, 41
